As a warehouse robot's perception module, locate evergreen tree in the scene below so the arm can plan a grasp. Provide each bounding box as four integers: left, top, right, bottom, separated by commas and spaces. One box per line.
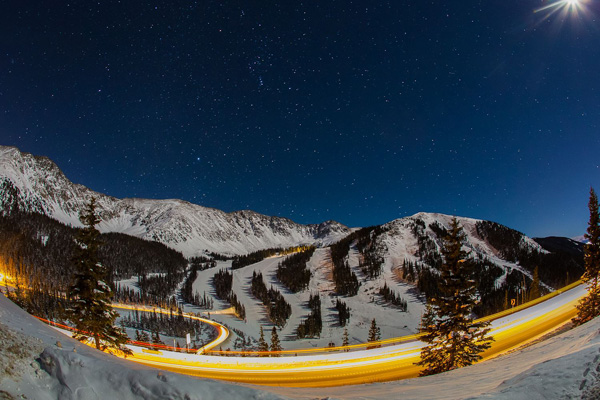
573, 188, 600, 326
296, 293, 322, 338
152, 330, 164, 345
366, 318, 381, 349
342, 327, 350, 352
416, 218, 493, 376
529, 266, 541, 301
257, 326, 269, 356
66, 198, 131, 355
270, 327, 282, 356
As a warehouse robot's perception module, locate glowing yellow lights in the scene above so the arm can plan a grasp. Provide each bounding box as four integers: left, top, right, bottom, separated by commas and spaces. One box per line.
0, 272, 14, 287
33, 282, 585, 387
121, 286, 583, 387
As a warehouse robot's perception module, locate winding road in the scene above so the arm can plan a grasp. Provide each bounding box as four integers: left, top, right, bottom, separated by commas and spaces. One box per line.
122, 281, 585, 387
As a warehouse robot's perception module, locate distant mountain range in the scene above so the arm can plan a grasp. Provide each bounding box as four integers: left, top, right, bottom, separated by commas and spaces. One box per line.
571, 235, 590, 245
0, 145, 350, 257
0, 145, 584, 293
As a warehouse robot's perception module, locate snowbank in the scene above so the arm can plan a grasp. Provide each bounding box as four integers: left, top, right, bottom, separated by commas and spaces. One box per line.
0, 294, 288, 400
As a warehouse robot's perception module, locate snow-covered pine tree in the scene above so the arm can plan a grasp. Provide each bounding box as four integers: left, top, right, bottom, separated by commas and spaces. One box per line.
270, 326, 282, 356
573, 188, 600, 326
416, 218, 493, 376
257, 326, 269, 356
66, 198, 131, 355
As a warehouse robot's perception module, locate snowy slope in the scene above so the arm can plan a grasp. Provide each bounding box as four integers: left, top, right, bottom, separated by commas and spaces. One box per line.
0, 293, 289, 400
0, 145, 350, 257
178, 212, 559, 349
185, 248, 424, 351
380, 212, 549, 286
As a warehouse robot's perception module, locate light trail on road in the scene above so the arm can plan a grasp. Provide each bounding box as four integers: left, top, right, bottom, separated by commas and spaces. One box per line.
111, 304, 229, 353
6, 268, 586, 387
119, 282, 585, 387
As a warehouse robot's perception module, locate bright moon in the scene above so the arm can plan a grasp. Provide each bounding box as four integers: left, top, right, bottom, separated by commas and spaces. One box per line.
534, 0, 584, 14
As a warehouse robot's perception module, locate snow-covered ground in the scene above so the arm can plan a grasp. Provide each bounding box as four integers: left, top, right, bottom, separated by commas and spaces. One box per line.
185, 248, 424, 351
1, 291, 600, 399
0, 293, 287, 400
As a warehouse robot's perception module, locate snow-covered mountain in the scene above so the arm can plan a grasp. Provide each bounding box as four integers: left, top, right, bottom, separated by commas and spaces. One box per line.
573, 235, 590, 244
0, 145, 350, 257
379, 211, 546, 279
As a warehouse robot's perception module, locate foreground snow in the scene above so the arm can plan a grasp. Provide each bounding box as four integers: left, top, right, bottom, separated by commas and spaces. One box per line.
1, 293, 600, 399
0, 294, 287, 400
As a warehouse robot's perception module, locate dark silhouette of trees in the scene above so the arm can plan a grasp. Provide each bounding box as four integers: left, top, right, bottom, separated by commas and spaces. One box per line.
212, 269, 245, 319
250, 271, 291, 327
573, 188, 600, 326
379, 283, 408, 311
297, 293, 322, 338
66, 198, 131, 354
232, 246, 313, 270
335, 299, 351, 326
181, 262, 213, 309
276, 246, 315, 292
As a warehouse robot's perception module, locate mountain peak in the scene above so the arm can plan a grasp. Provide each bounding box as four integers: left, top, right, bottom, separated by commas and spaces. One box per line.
0, 145, 350, 256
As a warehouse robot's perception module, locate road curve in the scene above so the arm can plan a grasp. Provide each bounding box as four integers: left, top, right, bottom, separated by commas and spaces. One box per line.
112, 304, 230, 353
123, 282, 586, 387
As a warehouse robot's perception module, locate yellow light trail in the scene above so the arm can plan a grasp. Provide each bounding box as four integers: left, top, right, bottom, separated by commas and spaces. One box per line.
112, 303, 230, 353
117, 282, 585, 387
27, 279, 584, 387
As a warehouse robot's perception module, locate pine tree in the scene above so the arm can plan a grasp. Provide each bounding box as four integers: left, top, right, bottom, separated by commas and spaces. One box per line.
257, 326, 269, 356
270, 327, 282, 356
416, 218, 493, 376
66, 198, 131, 355
366, 318, 381, 349
152, 330, 163, 345
342, 327, 350, 351
529, 266, 541, 301
573, 188, 600, 326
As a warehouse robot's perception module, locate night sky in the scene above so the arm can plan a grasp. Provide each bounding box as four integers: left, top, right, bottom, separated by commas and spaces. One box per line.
1, 1, 599, 238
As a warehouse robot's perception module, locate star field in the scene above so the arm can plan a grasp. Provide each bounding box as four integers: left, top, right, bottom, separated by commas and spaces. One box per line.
1, 1, 599, 237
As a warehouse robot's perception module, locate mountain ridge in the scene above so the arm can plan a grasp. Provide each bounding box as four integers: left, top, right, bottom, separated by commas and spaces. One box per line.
0, 145, 350, 256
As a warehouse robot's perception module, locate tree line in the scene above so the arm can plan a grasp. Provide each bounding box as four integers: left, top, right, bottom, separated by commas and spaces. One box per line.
180, 263, 214, 309
296, 293, 322, 338
211, 269, 246, 319
276, 246, 315, 292
334, 299, 350, 326
330, 236, 360, 296
231, 245, 313, 270
355, 226, 387, 279
121, 308, 211, 348
250, 271, 291, 327
379, 283, 408, 311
